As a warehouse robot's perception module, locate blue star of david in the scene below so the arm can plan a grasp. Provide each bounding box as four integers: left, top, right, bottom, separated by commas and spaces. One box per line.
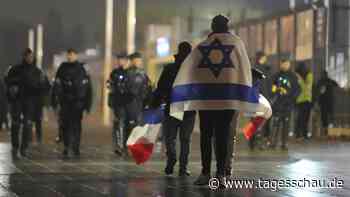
198, 39, 235, 78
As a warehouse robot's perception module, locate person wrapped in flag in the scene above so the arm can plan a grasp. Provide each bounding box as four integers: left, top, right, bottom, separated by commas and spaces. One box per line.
169, 15, 272, 186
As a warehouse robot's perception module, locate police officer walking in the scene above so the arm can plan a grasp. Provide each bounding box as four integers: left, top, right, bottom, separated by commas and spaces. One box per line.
153, 42, 195, 177
123, 52, 152, 152
52, 49, 92, 157
108, 53, 129, 155
5, 48, 45, 158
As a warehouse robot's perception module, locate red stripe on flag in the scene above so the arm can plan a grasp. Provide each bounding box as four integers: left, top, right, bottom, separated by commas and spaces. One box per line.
243, 117, 265, 140
127, 137, 154, 165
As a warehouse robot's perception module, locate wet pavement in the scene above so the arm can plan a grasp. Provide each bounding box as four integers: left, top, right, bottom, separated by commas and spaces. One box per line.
0, 114, 349, 197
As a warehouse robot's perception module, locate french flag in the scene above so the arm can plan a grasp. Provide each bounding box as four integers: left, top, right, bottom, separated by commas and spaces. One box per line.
127, 107, 164, 165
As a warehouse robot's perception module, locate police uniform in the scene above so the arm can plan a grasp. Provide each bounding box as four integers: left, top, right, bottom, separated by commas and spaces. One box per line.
5, 62, 44, 157
124, 66, 151, 149
108, 67, 129, 153
52, 61, 92, 156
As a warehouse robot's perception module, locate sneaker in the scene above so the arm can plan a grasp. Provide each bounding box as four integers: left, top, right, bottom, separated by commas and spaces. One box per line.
179, 170, 191, 177
164, 160, 176, 176
194, 174, 210, 186
20, 149, 27, 158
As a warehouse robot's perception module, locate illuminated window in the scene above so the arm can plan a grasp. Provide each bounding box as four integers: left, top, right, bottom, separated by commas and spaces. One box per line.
280, 15, 295, 54
296, 10, 314, 60
264, 20, 278, 55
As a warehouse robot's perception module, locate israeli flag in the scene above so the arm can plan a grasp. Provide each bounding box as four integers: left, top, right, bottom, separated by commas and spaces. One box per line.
170, 32, 272, 119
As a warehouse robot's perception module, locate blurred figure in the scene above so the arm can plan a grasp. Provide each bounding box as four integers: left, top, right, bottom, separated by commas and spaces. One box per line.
122, 52, 152, 152
5, 48, 46, 158
270, 59, 299, 150
31, 71, 51, 144
249, 52, 273, 150
153, 42, 195, 177
315, 71, 339, 136
0, 78, 9, 131
108, 53, 130, 155
295, 62, 313, 140
52, 49, 92, 157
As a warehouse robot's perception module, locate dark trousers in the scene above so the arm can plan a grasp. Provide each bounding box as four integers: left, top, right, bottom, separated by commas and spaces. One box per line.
60, 105, 83, 152
163, 111, 195, 171
112, 107, 127, 150
270, 114, 290, 148
296, 102, 312, 139
225, 112, 239, 175
10, 99, 35, 152
199, 110, 235, 176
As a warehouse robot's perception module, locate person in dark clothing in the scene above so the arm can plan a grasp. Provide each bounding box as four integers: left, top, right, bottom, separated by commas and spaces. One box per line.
153, 42, 195, 177
249, 52, 273, 150
194, 15, 241, 186
123, 52, 152, 151
31, 72, 51, 144
0, 78, 9, 131
52, 48, 92, 157
5, 48, 46, 158
270, 59, 300, 150
108, 53, 130, 155
316, 71, 339, 136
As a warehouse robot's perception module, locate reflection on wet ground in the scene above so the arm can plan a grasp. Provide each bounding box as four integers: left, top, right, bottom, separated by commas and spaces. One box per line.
0, 122, 348, 197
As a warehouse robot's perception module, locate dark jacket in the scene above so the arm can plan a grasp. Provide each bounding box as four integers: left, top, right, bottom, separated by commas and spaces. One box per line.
254, 64, 272, 99
271, 71, 300, 115
52, 61, 92, 112
316, 77, 338, 108
5, 62, 45, 101
125, 66, 151, 122
153, 55, 185, 115
108, 67, 130, 108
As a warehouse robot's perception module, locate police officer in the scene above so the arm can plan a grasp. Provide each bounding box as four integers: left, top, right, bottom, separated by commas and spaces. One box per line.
5, 48, 45, 158
52, 48, 92, 157
123, 52, 152, 151
108, 53, 129, 155
270, 59, 299, 150
153, 42, 195, 177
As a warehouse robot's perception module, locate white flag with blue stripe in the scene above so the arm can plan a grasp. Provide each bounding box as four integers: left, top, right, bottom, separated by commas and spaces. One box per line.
170, 32, 272, 119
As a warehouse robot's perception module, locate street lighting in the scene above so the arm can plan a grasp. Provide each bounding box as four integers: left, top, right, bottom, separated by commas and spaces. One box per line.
103, 0, 114, 126
127, 0, 136, 54
36, 24, 43, 69
28, 29, 35, 51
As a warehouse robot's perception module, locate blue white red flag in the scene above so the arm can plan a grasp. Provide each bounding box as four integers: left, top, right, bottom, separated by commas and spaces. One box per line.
127, 107, 164, 165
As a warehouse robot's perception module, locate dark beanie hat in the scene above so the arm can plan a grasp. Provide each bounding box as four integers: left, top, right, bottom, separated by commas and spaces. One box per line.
129, 52, 142, 60
177, 41, 192, 56
211, 15, 229, 33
